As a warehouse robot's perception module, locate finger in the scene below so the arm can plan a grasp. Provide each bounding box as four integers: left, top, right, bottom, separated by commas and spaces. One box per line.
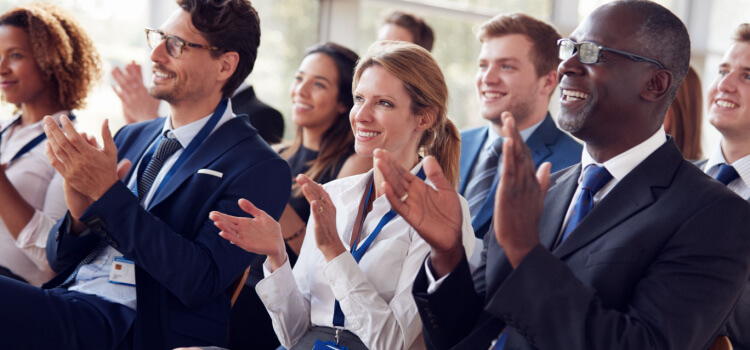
111, 66, 126, 85
421, 156, 452, 191
381, 180, 406, 213
373, 148, 413, 196
111, 84, 125, 99
44, 125, 73, 165
116, 159, 132, 180
60, 115, 88, 152
101, 119, 118, 157
536, 162, 552, 194
125, 62, 143, 80
44, 117, 75, 159
299, 175, 329, 205
238, 198, 268, 219
501, 138, 515, 184
45, 143, 66, 173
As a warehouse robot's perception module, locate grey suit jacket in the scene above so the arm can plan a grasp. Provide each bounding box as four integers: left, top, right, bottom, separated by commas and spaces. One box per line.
414, 139, 750, 350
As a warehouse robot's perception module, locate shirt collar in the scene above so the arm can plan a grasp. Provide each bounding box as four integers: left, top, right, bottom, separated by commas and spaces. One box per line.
705, 142, 750, 187
579, 127, 667, 182
483, 117, 543, 152
339, 158, 426, 208
162, 99, 234, 148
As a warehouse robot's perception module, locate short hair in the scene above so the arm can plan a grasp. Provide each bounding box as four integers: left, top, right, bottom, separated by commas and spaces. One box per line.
613, 0, 690, 114
177, 0, 260, 98
0, 3, 102, 110
477, 13, 561, 77
732, 23, 750, 43
354, 41, 461, 188
380, 11, 434, 52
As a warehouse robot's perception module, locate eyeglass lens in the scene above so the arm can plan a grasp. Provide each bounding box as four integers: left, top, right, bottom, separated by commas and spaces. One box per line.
559, 40, 600, 64
146, 30, 183, 58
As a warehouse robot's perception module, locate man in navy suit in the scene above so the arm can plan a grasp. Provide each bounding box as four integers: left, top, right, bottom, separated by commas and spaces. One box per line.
374, 1, 750, 349
699, 23, 750, 349
460, 14, 580, 258
0, 0, 290, 349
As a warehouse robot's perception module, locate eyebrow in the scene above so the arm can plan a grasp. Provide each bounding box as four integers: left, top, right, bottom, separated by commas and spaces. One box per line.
719, 63, 750, 72
478, 57, 522, 64
296, 70, 333, 84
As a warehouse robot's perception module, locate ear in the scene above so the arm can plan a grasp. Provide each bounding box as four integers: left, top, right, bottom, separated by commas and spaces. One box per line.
416, 106, 438, 132
217, 51, 240, 82
641, 70, 673, 102
539, 69, 558, 96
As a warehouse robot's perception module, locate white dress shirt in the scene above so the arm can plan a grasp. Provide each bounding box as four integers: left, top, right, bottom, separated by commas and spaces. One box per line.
0, 112, 69, 286
69, 100, 235, 310
703, 143, 750, 199
256, 161, 475, 350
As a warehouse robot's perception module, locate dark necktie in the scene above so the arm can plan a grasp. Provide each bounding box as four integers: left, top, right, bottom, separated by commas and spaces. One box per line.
138, 133, 182, 201
561, 165, 613, 241
714, 164, 740, 186
464, 138, 504, 218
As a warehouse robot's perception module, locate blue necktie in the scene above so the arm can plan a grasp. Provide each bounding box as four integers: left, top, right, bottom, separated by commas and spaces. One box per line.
464, 138, 504, 218
138, 132, 182, 201
561, 165, 613, 241
714, 164, 740, 186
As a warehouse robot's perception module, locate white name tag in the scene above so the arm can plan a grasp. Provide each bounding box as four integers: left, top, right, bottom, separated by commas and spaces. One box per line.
109, 257, 136, 286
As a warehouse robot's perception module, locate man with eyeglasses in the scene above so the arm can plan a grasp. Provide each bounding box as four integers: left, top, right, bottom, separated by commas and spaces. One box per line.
696, 23, 750, 349
0, 0, 291, 349
373, 1, 750, 349
459, 13, 581, 268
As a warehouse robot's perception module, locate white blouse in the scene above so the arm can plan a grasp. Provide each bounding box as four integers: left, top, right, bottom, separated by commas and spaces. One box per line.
0, 112, 69, 286
256, 162, 475, 350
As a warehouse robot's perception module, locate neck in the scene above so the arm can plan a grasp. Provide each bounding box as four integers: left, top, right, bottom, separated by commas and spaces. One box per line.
373, 152, 420, 198
492, 109, 547, 137
169, 93, 224, 129
720, 136, 750, 164
20, 99, 64, 125
301, 127, 324, 151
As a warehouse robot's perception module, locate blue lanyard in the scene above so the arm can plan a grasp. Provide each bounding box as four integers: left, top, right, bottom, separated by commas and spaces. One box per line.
133, 98, 228, 204
0, 114, 76, 165
332, 166, 426, 327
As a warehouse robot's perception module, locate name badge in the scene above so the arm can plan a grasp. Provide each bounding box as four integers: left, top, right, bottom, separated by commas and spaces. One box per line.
312, 340, 349, 350
109, 257, 136, 286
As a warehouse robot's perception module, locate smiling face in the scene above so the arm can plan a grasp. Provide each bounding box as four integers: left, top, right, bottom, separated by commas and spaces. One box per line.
708, 42, 750, 139
290, 53, 344, 132
556, 5, 656, 147
476, 34, 550, 128
0, 25, 49, 107
148, 10, 223, 106
350, 65, 424, 165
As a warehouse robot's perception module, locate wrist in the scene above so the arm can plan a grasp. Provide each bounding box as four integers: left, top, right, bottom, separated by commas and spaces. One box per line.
321, 244, 346, 262
429, 240, 464, 279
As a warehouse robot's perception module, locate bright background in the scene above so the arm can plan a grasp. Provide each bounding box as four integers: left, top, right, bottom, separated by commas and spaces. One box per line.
0, 0, 745, 157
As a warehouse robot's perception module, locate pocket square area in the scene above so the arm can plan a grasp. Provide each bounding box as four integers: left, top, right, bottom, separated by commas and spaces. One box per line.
197, 169, 223, 178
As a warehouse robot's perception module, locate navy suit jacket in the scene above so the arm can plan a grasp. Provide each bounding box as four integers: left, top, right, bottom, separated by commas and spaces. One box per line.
415, 139, 750, 350
44, 115, 291, 349
459, 114, 581, 237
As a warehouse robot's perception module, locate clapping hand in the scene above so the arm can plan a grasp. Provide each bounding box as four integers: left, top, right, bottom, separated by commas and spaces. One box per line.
297, 174, 346, 262
210, 199, 287, 270
374, 149, 463, 278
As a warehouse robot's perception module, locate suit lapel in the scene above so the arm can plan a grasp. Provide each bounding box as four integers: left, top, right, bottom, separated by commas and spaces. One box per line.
147, 118, 252, 209
553, 140, 682, 259
539, 165, 579, 249
459, 127, 487, 195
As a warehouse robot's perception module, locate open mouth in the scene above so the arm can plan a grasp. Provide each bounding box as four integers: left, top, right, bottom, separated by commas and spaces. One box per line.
356, 129, 381, 138
715, 99, 739, 109
561, 89, 589, 102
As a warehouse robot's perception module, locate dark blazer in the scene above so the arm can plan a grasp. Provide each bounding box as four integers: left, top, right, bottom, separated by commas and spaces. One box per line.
232, 86, 284, 144
696, 158, 750, 350
414, 139, 750, 350
44, 116, 291, 349
459, 114, 582, 237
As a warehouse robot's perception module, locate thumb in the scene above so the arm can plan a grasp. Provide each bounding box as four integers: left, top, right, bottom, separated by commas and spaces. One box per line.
101, 119, 118, 155
422, 156, 452, 191
238, 198, 265, 219
536, 162, 552, 194
116, 159, 132, 180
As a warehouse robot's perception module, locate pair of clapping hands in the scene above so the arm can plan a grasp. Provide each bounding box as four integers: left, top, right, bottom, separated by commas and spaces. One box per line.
212, 112, 552, 277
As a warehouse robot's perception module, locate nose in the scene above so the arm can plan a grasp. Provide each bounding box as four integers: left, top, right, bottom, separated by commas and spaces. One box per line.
479, 65, 501, 85
293, 79, 311, 98
149, 38, 169, 64
558, 54, 585, 81
716, 72, 737, 94
0, 57, 9, 75
351, 101, 373, 124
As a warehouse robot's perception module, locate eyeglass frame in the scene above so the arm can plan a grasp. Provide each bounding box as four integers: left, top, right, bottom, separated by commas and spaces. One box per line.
144, 28, 221, 58
557, 38, 665, 70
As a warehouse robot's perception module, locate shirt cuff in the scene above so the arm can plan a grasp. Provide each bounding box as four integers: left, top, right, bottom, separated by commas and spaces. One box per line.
321, 252, 368, 301
15, 210, 50, 249
425, 258, 450, 294
256, 256, 295, 310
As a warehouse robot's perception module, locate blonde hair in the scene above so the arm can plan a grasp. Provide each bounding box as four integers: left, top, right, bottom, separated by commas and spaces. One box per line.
353, 41, 460, 188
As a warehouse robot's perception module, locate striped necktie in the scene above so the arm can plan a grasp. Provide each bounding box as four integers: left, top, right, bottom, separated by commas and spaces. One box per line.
138, 133, 182, 201
561, 165, 612, 241
464, 138, 504, 218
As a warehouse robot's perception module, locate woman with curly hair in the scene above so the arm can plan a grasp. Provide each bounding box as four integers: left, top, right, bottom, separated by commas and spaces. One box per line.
0, 2, 101, 286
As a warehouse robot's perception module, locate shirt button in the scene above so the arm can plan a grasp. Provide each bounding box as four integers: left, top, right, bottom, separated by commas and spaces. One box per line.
261, 293, 268, 299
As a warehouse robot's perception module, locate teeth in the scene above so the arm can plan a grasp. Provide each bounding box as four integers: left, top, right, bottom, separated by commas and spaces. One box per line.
716, 100, 739, 109
154, 71, 172, 78
294, 102, 312, 110
562, 89, 589, 101
483, 92, 503, 99
357, 130, 380, 138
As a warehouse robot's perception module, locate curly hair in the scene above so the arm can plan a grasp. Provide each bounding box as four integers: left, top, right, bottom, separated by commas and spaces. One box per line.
0, 2, 102, 110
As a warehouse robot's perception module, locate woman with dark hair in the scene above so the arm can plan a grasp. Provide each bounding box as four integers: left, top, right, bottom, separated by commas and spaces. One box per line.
212, 41, 475, 350
229, 42, 371, 350
0, 2, 101, 286
278, 42, 371, 260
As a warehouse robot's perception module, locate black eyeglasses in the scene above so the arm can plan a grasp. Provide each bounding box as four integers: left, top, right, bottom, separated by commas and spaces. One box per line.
557, 38, 665, 70
145, 28, 220, 58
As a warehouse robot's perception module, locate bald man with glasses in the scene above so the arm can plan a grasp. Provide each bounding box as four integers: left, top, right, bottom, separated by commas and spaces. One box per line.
373, 1, 750, 349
